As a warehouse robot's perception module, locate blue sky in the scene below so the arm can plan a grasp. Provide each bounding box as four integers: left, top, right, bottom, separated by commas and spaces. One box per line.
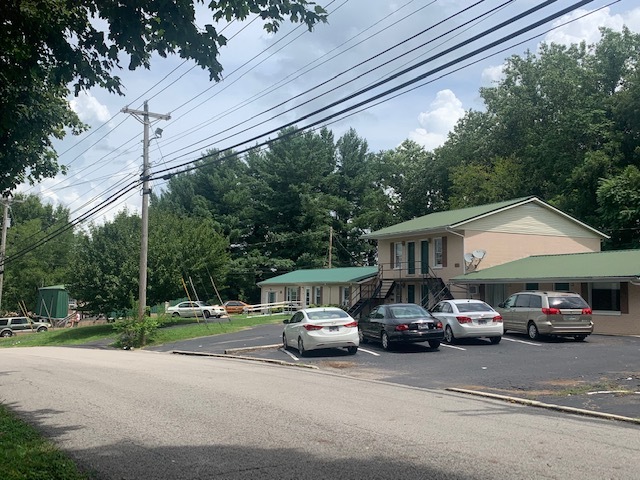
17, 0, 640, 225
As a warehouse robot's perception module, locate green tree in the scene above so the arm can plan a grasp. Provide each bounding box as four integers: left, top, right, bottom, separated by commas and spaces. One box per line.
597, 166, 640, 249
69, 210, 229, 314
1, 0, 327, 193
2, 194, 73, 313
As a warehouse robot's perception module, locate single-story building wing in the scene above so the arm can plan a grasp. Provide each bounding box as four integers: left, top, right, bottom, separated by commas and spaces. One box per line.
257, 267, 378, 309
451, 249, 640, 336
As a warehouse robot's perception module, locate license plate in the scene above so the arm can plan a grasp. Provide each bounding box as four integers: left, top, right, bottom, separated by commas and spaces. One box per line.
329, 326, 339, 332
478, 319, 486, 324
418, 324, 428, 330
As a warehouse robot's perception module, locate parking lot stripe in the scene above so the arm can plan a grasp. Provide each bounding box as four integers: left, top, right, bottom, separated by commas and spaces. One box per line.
281, 348, 299, 361
502, 337, 541, 346
358, 347, 380, 356
440, 344, 466, 351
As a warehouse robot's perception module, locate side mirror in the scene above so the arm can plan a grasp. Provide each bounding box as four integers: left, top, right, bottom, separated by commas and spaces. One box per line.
498, 303, 504, 308
283, 319, 289, 324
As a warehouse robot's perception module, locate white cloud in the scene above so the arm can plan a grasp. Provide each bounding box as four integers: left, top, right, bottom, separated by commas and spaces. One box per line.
408, 89, 465, 150
69, 91, 112, 124
481, 64, 505, 85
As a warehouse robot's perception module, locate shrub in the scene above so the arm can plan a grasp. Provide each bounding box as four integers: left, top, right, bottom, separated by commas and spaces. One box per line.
113, 317, 160, 348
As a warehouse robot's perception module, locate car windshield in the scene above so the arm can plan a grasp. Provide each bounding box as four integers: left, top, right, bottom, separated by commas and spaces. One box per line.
456, 302, 493, 313
196, 301, 210, 306
389, 305, 429, 319
307, 310, 349, 321
549, 296, 589, 309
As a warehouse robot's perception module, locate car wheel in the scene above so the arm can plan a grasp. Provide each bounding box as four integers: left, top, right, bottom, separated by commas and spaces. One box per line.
444, 325, 455, 344
298, 337, 307, 357
0, 330, 12, 337
282, 334, 288, 350
358, 327, 368, 344
172, 312, 180, 317
574, 335, 587, 342
37, 327, 48, 333
347, 346, 358, 355
381, 331, 392, 351
490, 336, 501, 344
203, 310, 211, 319
527, 322, 540, 340
428, 340, 440, 349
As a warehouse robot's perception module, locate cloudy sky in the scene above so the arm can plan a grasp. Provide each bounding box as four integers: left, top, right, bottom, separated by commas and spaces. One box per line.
18, 0, 640, 225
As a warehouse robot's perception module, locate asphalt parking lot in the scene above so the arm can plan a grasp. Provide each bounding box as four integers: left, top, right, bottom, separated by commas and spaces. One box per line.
149, 323, 640, 421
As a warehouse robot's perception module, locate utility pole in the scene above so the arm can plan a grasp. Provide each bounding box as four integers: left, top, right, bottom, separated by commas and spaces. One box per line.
121, 101, 170, 320
0, 197, 9, 311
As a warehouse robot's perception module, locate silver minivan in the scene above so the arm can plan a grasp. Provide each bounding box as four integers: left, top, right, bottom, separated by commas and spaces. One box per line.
497, 291, 593, 341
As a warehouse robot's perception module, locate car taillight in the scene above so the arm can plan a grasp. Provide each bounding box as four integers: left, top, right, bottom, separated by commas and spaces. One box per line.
303, 324, 323, 331
395, 324, 409, 331
492, 315, 503, 323
456, 316, 472, 324
541, 308, 561, 315
344, 321, 358, 328
582, 308, 592, 315
435, 321, 443, 329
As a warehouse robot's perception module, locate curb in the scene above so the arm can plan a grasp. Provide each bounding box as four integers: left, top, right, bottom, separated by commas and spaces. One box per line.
223, 344, 281, 354
172, 349, 318, 369
447, 387, 640, 425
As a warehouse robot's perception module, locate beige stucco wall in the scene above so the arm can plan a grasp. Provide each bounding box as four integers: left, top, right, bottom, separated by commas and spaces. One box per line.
377, 234, 465, 284
260, 284, 346, 307
464, 231, 601, 269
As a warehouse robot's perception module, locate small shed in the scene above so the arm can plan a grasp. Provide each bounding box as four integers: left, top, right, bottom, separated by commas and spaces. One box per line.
36, 285, 69, 320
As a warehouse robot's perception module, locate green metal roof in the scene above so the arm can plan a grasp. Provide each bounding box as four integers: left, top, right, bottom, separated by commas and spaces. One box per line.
363, 197, 534, 239
258, 267, 378, 286
362, 196, 606, 239
452, 250, 640, 283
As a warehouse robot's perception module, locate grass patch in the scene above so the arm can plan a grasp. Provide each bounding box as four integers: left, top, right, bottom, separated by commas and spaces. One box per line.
148, 314, 286, 345
0, 314, 288, 349
0, 404, 90, 480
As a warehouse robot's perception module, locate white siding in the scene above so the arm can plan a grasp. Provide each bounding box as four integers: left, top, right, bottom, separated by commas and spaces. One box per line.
462, 203, 600, 238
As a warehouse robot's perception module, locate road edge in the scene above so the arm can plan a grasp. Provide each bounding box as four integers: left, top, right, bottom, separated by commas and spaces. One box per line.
447, 387, 640, 425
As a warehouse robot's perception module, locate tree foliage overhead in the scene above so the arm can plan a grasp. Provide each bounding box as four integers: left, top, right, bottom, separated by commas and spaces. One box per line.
0, 0, 327, 194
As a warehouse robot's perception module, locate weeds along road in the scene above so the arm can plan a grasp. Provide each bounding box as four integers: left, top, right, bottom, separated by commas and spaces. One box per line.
1, 347, 639, 480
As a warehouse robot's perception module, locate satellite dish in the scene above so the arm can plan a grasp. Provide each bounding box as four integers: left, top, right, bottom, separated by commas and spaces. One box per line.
463, 253, 474, 264
472, 249, 486, 260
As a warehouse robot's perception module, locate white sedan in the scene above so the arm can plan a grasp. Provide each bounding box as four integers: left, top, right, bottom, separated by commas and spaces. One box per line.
430, 299, 503, 344
282, 307, 359, 356
166, 301, 226, 318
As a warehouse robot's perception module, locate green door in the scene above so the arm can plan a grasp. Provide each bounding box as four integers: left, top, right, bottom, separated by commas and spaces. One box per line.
420, 241, 429, 274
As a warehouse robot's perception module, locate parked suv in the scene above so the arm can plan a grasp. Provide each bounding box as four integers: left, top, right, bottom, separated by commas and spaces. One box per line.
0, 317, 52, 337
496, 291, 593, 341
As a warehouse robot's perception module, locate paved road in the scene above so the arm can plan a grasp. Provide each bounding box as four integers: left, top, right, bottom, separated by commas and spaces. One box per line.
1, 347, 639, 479
149, 324, 640, 419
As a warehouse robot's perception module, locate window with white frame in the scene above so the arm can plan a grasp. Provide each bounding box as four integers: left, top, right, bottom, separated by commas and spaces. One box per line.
433, 237, 443, 267
286, 287, 299, 302
394, 242, 403, 270
342, 286, 350, 306
314, 286, 322, 305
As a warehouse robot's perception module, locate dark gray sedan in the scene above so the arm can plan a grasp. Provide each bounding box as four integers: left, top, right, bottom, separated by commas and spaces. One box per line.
358, 303, 444, 350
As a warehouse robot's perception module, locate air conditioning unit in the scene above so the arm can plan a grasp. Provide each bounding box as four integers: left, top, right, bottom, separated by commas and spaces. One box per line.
468, 285, 479, 295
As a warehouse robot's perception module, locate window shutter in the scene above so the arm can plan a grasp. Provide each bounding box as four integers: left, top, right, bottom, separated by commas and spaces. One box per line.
442, 236, 448, 267
621, 282, 629, 314
390, 242, 394, 269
